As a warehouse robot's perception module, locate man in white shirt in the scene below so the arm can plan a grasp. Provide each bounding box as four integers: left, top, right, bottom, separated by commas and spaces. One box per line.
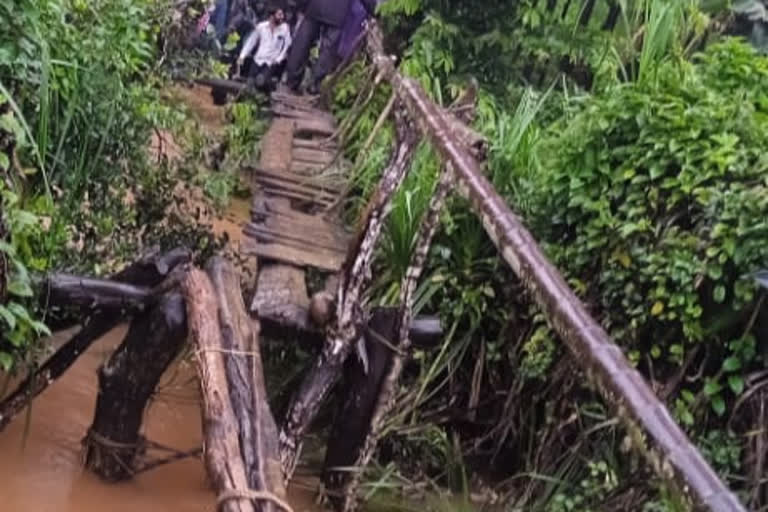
236, 7, 292, 92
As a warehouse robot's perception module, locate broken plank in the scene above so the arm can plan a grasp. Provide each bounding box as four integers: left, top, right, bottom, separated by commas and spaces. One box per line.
244, 223, 347, 253
293, 117, 336, 138
251, 263, 310, 330
291, 147, 335, 165
252, 174, 338, 201
242, 237, 344, 272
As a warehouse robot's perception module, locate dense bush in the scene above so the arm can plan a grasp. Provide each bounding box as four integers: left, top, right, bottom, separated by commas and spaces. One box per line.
0, 0, 214, 369
532, 39, 768, 422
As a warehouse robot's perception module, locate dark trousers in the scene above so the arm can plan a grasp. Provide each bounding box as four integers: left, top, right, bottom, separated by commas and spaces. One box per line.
285, 16, 342, 90
247, 61, 286, 92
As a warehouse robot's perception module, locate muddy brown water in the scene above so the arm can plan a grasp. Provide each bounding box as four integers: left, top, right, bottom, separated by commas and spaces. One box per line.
0, 326, 321, 512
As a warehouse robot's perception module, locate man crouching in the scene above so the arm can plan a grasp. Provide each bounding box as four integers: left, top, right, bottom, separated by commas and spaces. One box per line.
236, 7, 292, 93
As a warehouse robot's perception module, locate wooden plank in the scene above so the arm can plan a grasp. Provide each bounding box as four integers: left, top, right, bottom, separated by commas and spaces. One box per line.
246, 218, 348, 248
254, 177, 336, 204
290, 160, 325, 174
242, 237, 344, 272
292, 147, 335, 165
272, 103, 336, 126
253, 184, 333, 208
262, 215, 350, 244
253, 173, 338, 200
244, 224, 346, 253
252, 201, 348, 235
259, 118, 294, 173
294, 117, 336, 138
244, 228, 346, 260
271, 90, 319, 109
251, 263, 310, 329
292, 138, 337, 151
248, 166, 343, 193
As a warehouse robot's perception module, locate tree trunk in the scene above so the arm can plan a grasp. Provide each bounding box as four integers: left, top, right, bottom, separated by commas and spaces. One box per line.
322, 307, 398, 507
84, 292, 187, 481
183, 262, 288, 512
46, 273, 152, 312
0, 247, 190, 434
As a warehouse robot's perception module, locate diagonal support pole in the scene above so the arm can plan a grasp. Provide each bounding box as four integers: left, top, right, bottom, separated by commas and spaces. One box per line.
365, 19, 745, 512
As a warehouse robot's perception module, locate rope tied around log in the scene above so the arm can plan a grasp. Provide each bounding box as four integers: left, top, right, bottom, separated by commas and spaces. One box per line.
217, 489, 294, 512
84, 428, 201, 476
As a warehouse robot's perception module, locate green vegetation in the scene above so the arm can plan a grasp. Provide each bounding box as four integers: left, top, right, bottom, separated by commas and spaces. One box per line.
0, 0, 237, 371
333, 0, 768, 509
3, 0, 768, 509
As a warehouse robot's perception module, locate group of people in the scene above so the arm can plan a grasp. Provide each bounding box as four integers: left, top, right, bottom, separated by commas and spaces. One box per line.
200, 0, 378, 95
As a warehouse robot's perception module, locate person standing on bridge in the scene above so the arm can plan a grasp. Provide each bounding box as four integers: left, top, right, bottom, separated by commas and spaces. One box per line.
284, 0, 377, 95
236, 7, 293, 93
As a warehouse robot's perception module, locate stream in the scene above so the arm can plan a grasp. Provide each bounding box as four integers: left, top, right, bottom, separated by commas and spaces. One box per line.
0, 326, 322, 512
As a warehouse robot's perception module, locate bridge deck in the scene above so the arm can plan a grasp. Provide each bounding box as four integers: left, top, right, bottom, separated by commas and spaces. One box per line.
243, 89, 350, 327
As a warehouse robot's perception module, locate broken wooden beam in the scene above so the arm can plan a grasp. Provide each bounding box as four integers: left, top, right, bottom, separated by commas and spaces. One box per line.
84, 292, 187, 481
323, 307, 398, 506
278, 105, 420, 479
0, 248, 191, 434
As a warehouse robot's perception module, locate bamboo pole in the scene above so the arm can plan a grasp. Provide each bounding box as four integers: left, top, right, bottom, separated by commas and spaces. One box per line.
365, 20, 746, 512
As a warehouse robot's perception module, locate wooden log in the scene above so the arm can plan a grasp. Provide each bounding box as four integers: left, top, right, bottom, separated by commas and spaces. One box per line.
207, 257, 285, 504
46, 273, 152, 312
322, 307, 397, 506
0, 248, 191, 433
83, 292, 187, 481
195, 77, 248, 94
184, 262, 288, 512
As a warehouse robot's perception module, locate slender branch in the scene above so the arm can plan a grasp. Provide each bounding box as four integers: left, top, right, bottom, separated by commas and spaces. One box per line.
278, 104, 420, 480
339, 166, 453, 511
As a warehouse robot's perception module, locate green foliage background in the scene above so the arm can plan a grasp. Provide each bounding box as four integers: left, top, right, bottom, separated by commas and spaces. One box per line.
334, 0, 768, 509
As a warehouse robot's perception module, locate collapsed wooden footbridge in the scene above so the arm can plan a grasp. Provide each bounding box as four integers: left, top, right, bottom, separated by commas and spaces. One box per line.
0, 21, 747, 512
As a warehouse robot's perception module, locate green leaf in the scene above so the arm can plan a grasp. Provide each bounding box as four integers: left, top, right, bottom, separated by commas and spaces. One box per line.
704, 379, 722, 396
0, 305, 16, 330
711, 395, 726, 417
713, 284, 726, 303
7, 302, 32, 322
728, 375, 745, 395
722, 356, 741, 372
0, 352, 12, 371
30, 320, 51, 336
7, 277, 33, 298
